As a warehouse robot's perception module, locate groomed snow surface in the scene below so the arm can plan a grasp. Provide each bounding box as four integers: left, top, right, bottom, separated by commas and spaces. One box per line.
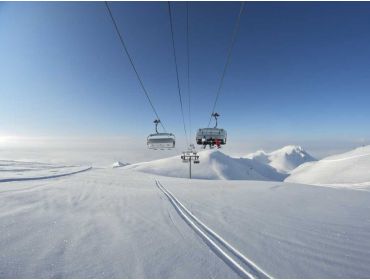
0, 160, 91, 182
1, 146, 370, 278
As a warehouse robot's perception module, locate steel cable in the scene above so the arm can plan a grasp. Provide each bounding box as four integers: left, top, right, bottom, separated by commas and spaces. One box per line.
105, 1, 166, 132
207, 2, 245, 127
168, 1, 189, 147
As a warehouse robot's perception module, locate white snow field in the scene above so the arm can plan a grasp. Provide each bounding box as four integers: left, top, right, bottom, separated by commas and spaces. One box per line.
126, 149, 287, 181
245, 145, 316, 174
1, 160, 370, 278
0, 160, 91, 182
286, 145, 370, 189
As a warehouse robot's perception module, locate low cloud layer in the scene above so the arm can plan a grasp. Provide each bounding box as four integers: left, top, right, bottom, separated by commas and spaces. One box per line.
0, 135, 368, 166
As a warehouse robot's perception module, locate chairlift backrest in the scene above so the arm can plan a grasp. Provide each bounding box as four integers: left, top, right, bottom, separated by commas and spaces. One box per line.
195, 128, 227, 145
147, 133, 176, 149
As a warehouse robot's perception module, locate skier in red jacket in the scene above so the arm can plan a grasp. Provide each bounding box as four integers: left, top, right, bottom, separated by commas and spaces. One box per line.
215, 138, 221, 149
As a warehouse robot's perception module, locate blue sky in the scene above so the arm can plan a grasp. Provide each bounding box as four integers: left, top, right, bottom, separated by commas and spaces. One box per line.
1, 1, 370, 155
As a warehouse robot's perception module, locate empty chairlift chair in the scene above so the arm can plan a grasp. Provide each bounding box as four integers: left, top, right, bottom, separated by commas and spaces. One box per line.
147, 119, 176, 150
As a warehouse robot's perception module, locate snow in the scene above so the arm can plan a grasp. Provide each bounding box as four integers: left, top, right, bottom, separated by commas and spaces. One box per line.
286, 145, 370, 189
245, 145, 316, 174
112, 161, 129, 168
1, 166, 370, 278
124, 146, 316, 181
0, 160, 91, 182
125, 149, 286, 181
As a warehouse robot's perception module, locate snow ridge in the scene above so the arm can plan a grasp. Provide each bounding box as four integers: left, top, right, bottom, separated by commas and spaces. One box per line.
112, 161, 129, 168
245, 145, 315, 174
126, 149, 286, 181
286, 145, 370, 188
0, 160, 92, 182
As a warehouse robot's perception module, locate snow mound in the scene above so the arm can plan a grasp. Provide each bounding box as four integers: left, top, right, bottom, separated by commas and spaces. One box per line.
286, 145, 370, 187
112, 161, 129, 168
245, 145, 315, 174
125, 150, 286, 181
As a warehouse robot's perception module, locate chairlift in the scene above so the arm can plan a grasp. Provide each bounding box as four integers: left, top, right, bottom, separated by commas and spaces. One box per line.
181, 145, 200, 164
147, 119, 176, 150
181, 155, 189, 163
196, 113, 227, 147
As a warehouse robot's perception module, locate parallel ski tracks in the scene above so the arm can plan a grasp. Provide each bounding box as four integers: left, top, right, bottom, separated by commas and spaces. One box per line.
155, 180, 272, 279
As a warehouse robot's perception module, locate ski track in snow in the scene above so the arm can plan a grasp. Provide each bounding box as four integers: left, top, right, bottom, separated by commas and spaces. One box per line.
2, 164, 370, 278
0, 169, 242, 278
0, 167, 92, 183
156, 180, 272, 279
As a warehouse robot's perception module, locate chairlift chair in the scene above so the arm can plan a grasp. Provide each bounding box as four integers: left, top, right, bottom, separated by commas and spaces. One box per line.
147, 119, 176, 150
181, 155, 189, 163
196, 113, 227, 147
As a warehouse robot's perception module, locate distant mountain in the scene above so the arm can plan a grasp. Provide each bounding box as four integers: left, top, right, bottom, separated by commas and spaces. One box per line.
112, 161, 129, 168
245, 145, 316, 174
125, 150, 286, 181
285, 145, 370, 187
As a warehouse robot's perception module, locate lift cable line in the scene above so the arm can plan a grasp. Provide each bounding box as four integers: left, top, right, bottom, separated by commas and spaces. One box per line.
207, 1, 245, 127
168, 1, 189, 147
105, 1, 166, 132
186, 2, 192, 144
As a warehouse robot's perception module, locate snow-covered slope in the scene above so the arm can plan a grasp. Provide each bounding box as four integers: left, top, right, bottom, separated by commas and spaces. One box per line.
0, 160, 91, 182
1, 166, 370, 278
245, 145, 315, 174
286, 145, 370, 188
126, 150, 286, 181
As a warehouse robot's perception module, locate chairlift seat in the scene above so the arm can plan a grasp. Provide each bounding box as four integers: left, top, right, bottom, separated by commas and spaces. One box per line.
147, 133, 176, 149
196, 128, 227, 145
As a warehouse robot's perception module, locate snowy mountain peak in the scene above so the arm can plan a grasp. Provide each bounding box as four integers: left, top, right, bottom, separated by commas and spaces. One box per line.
246, 145, 315, 174
246, 149, 267, 157
112, 161, 129, 168
275, 145, 304, 154
197, 149, 229, 159
122, 146, 314, 180
125, 149, 285, 181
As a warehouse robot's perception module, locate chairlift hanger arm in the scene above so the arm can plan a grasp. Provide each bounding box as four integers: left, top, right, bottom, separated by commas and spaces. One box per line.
154, 119, 161, 133
212, 112, 219, 128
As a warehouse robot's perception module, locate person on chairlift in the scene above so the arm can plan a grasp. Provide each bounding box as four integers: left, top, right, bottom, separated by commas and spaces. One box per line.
215, 138, 221, 149
202, 136, 207, 149
208, 138, 213, 149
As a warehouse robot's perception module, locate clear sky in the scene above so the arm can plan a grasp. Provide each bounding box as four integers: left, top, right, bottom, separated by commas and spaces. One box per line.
1, 1, 370, 160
